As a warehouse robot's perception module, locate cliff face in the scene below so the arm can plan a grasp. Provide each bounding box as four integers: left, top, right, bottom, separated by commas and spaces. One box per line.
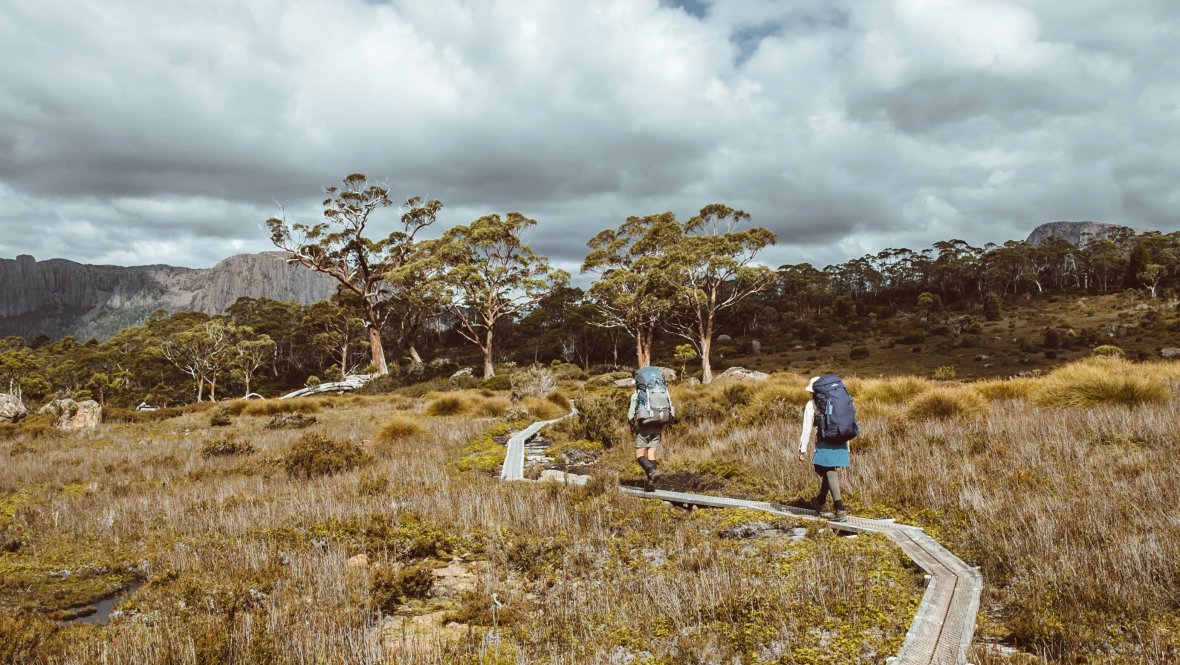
0, 252, 336, 341
1027, 221, 1145, 246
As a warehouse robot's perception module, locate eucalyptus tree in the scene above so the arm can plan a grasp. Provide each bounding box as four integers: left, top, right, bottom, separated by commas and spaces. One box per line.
664, 204, 776, 384
266, 173, 443, 376
422, 212, 569, 378
582, 212, 681, 368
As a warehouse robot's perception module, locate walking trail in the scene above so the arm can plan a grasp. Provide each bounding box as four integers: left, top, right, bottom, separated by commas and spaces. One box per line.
500, 412, 983, 665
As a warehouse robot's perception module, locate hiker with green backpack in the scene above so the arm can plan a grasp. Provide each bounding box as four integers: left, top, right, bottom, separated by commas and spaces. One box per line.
628, 366, 676, 492
797, 375, 860, 522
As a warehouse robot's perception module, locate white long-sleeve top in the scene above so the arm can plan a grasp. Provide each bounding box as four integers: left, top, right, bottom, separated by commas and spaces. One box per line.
798, 400, 815, 454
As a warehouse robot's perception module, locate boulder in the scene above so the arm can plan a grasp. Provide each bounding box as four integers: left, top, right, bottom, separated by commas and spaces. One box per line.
1161, 348, 1180, 359
717, 334, 733, 342
716, 367, 770, 382
0, 394, 27, 424
37, 399, 101, 430
538, 469, 590, 485
658, 367, 677, 383
613, 377, 636, 388
450, 367, 475, 379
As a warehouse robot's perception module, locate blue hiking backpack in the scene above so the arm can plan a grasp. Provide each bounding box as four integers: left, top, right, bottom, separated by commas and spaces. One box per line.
633, 366, 673, 425
812, 375, 859, 443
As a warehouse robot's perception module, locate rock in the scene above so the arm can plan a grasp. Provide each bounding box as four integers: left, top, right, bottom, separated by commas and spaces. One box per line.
450, 367, 475, 379
1027, 221, 1146, 247
684, 377, 701, 387
659, 367, 677, 383
717, 334, 732, 342
716, 367, 769, 382
720, 520, 790, 539
346, 553, 369, 568
538, 469, 590, 485
37, 398, 101, 430
0, 393, 27, 424
1161, 348, 1180, 359
0, 252, 337, 342
613, 377, 636, 388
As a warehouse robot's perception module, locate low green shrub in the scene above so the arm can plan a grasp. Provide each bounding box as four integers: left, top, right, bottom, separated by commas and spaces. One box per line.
209, 405, 233, 427
371, 564, 435, 613
282, 433, 369, 478
200, 436, 256, 458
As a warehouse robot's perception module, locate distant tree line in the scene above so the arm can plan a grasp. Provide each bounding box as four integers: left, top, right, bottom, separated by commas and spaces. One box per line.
4, 174, 1179, 407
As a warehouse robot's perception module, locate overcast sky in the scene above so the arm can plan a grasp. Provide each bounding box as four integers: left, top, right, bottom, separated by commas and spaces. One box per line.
2, 0, 1178, 277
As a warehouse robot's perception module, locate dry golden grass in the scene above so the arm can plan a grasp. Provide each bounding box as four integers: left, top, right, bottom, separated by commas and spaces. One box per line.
374, 414, 427, 444
423, 394, 472, 417
972, 377, 1039, 401
848, 375, 935, 405
633, 360, 1180, 662
1033, 357, 1172, 408
0, 394, 918, 664
241, 397, 325, 416
904, 386, 987, 422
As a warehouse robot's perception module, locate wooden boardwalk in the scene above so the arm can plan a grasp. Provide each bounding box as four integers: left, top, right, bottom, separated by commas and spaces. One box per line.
500, 415, 982, 665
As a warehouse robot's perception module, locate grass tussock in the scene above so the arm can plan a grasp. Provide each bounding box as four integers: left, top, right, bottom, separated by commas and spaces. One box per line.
472, 395, 511, 417
972, 377, 1039, 401
374, 414, 427, 444
545, 391, 572, 411
522, 397, 568, 421
1033, 358, 1171, 408
849, 375, 935, 405
904, 386, 987, 421
424, 393, 473, 417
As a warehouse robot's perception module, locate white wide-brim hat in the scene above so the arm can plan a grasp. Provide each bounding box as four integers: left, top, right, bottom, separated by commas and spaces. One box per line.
805, 376, 821, 393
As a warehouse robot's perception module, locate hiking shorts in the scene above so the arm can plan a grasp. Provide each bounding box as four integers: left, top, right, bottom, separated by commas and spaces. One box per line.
634, 424, 663, 449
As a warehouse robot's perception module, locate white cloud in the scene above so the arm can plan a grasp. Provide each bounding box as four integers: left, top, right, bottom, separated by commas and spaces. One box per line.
0, 0, 1178, 271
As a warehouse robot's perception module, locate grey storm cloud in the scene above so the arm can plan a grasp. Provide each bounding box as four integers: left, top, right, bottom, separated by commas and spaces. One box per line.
1, 0, 1179, 271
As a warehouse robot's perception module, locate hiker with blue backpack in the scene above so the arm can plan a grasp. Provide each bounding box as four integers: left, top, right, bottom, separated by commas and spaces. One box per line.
798, 375, 860, 522
628, 366, 676, 492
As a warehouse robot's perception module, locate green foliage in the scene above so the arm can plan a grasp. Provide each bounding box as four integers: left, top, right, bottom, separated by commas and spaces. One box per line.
1092, 344, 1125, 358
282, 433, 369, 478
479, 374, 512, 391
721, 383, 754, 410
371, 564, 435, 613
200, 436, 256, 458
557, 393, 624, 446
849, 344, 870, 360
982, 292, 1003, 321
209, 405, 233, 427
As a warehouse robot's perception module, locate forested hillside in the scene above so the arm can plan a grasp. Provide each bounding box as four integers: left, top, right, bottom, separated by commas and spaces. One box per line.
2, 204, 1178, 410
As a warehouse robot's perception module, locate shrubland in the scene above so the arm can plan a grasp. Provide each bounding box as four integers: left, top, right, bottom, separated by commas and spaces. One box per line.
0, 387, 921, 664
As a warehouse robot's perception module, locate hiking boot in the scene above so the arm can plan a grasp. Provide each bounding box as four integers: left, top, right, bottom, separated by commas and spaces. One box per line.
644, 475, 655, 492
809, 498, 825, 516
832, 509, 848, 522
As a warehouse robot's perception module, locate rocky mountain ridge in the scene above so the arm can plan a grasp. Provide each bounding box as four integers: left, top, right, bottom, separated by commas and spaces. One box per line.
1026, 221, 1145, 246
0, 252, 336, 341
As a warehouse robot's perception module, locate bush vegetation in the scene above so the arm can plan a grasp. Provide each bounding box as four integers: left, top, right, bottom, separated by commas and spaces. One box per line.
282, 433, 370, 478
